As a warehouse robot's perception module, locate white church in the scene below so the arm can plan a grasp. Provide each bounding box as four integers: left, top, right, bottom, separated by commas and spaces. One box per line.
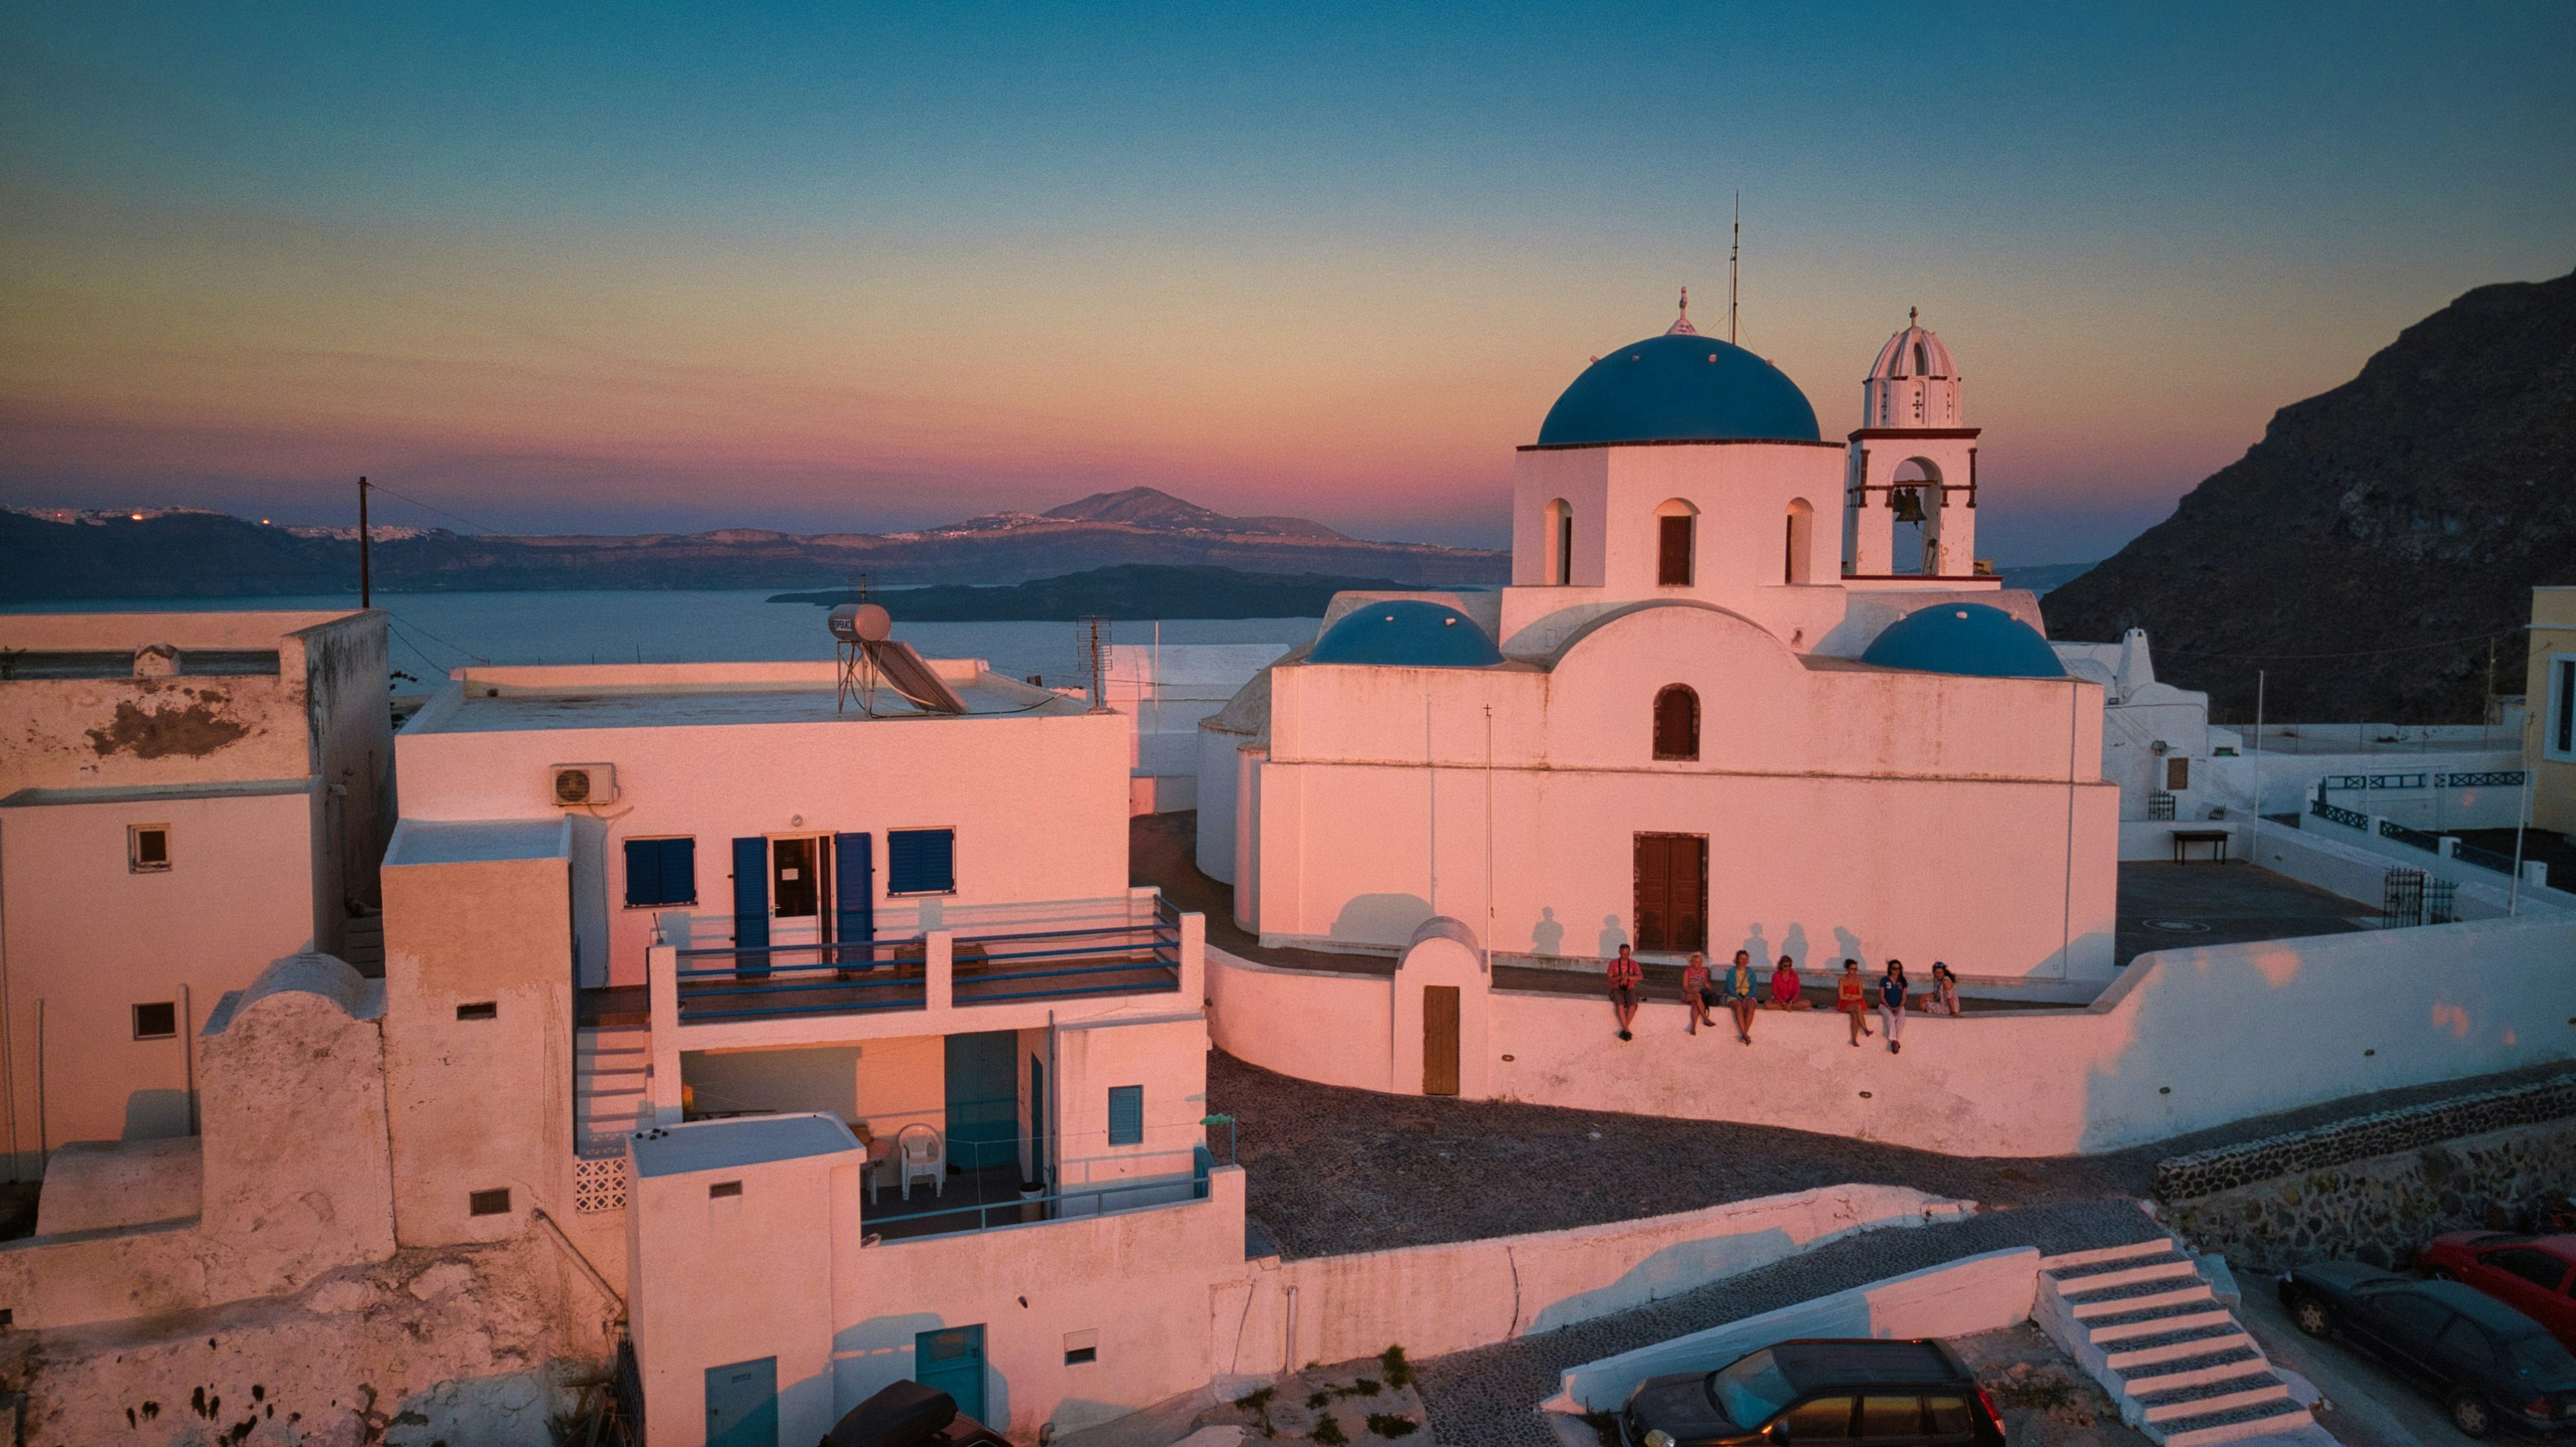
1197, 299, 2122, 985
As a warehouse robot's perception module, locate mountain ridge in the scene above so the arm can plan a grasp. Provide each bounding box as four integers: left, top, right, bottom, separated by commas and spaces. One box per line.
2042, 268, 2576, 722
1, 487, 1505, 600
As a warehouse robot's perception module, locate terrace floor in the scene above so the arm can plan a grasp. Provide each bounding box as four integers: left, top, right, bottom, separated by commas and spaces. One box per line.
1204, 1047, 2576, 1260
1131, 810, 2386, 983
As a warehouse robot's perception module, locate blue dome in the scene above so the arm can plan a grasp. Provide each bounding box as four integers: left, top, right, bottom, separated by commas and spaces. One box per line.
1538, 334, 1822, 445
1308, 602, 1504, 668
1860, 603, 2068, 680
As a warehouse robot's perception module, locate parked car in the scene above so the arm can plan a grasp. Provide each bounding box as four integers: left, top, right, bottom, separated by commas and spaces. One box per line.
1619, 1338, 2007, 1446
2422, 1233, 2576, 1350
826, 1379, 1010, 1447
2280, 1259, 2576, 1438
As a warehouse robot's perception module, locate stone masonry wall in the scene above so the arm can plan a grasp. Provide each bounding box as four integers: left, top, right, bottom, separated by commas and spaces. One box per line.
0, 1231, 616, 1447
2154, 1071, 2576, 1201
2164, 1118, 2576, 1274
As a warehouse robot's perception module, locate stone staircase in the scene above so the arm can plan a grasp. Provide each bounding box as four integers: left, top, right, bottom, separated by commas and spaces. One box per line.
2035, 1238, 2327, 1447
576, 1024, 654, 1157
341, 906, 385, 976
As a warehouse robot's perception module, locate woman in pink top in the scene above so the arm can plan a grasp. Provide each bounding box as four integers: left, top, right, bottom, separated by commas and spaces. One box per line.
1769, 955, 1811, 1009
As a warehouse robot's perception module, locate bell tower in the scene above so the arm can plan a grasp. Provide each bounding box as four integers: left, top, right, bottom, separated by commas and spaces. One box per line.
1846, 310, 1982, 578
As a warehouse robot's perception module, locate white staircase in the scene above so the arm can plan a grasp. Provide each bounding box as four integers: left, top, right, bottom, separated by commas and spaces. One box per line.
2035, 1239, 2327, 1447
576, 1024, 654, 1157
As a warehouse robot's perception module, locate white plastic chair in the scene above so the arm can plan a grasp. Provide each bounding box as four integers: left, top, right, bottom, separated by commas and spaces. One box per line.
897, 1122, 945, 1200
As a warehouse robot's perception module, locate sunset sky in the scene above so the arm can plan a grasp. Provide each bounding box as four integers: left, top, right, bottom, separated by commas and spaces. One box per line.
3, 3, 2570, 562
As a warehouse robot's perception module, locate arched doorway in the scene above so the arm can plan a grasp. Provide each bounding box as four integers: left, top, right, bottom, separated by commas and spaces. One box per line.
1784, 499, 1814, 585
1890, 458, 1944, 574
1544, 498, 1574, 585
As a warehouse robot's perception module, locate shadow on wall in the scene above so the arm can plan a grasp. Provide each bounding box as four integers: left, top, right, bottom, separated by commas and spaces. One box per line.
123, 1089, 191, 1140
833, 1312, 1010, 1433
1524, 1226, 1798, 1336
1331, 893, 1431, 948
1597, 916, 1628, 956
1531, 907, 1564, 955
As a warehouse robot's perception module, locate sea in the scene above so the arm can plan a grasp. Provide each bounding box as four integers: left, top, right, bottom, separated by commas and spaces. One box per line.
1, 590, 1320, 690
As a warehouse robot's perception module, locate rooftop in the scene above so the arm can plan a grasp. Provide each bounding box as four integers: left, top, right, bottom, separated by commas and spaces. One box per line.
386, 818, 569, 866
407, 661, 1087, 735
630, 1111, 861, 1178
0, 777, 312, 809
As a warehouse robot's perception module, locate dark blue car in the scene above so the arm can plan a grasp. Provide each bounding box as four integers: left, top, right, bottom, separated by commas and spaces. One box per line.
2280, 1260, 2576, 1438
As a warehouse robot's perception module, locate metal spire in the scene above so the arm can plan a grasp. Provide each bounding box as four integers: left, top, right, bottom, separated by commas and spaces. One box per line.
1666, 285, 1698, 336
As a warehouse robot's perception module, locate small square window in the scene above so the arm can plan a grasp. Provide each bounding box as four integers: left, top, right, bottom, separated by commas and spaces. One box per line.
456, 1001, 498, 1021
887, 828, 956, 896
128, 824, 171, 873
1064, 1328, 1098, 1365
132, 1002, 178, 1040
2166, 757, 2190, 792
1107, 1085, 1143, 1146
468, 1188, 512, 1217
709, 1180, 743, 1199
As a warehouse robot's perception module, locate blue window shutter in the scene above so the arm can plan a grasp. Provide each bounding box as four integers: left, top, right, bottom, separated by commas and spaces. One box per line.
622, 838, 659, 907
730, 837, 769, 951
833, 833, 873, 947
888, 829, 955, 895
1107, 1085, 1143, 1147
663, 837, 696, 905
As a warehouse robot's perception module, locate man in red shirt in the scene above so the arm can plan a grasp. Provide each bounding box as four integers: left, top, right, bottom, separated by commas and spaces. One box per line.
1607, 944, 1643, 1041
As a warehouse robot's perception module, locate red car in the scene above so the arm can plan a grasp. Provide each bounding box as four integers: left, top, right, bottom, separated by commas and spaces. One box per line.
2420, 1233, 2576, 1350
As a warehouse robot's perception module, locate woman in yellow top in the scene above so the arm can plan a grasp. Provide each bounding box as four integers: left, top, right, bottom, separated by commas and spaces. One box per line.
1725, 951, 1761, 1045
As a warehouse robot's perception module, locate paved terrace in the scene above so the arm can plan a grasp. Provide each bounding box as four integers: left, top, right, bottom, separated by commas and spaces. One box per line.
1132, 811, 2382, 993
1203, 1047, 2576, 1262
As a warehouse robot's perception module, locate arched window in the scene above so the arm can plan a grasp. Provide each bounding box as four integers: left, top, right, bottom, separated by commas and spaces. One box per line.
1653, 499, 1696, 586
1653, 684, 1699, 761
1544, 498, 1574, 585
1783, 498, 1813, 585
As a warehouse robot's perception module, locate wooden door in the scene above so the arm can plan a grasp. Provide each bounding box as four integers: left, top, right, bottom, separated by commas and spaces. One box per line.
1422, 986, 1460, 1096
1633, 833, 1708, 953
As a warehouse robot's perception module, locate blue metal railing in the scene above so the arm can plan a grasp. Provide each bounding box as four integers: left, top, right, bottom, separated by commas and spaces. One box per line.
2310, 798, 2369, 831
2379, 818, 2440, 853
2435, 771, 2525, 789
866, 1167, 1209, 1241
675, 918, 1181, 1023
2453, 841, 2521, 876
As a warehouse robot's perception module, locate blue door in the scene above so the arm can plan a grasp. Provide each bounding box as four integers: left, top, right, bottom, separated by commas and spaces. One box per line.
914, 1325, 987, 1421
705, 1356, 777, 1447
1029, 1056, 1047, 1189
730, 836, 769, 973
945, 1031, 1018, 1173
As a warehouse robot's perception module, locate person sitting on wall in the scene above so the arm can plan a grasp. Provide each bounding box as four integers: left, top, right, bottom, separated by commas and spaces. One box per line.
1680, 952, 1715, 1036
1607, 944, 1642, 1042
1726, 950, 1760, 1046
1878, 960, 1911, 1055
1921, 962, 1964, 1017
1767, 955, 1811, 1010
1836, 959, 1872, 1047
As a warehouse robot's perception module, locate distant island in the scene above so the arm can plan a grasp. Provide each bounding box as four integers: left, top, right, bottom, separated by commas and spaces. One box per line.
0, 486, 1507, 601
771, 563, 1421, 621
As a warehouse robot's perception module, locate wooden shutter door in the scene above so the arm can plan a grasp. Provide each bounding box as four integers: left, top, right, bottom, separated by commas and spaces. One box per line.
729, 836, 768, 974
1675, 836, 1707, 952
1634, 834, 1669, 951
1422, 986, 1460, 1096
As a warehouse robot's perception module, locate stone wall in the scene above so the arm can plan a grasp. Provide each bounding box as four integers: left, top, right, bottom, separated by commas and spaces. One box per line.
2164, 1118, 2576, 1273
2154, 1071, 2576, 1200
0, 1231, 615, 1447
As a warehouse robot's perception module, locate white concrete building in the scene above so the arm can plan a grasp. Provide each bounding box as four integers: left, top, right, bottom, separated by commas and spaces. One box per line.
390, 651, 1219, 1439
0, 609, 392, 1171
1200, 307, 2120, 986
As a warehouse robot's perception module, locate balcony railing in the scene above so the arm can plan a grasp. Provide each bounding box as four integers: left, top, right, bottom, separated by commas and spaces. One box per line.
653, 892, 1201, 1029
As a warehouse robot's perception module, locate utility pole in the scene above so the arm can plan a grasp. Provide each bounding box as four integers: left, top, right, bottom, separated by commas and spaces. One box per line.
2251, 669, 2266, 822
357, 476, 371, 609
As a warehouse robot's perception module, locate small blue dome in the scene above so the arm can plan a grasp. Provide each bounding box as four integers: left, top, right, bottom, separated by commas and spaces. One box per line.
1538, 334, 1822, 445
1861, 603, 2068, 680
1308, 602, 1504, 668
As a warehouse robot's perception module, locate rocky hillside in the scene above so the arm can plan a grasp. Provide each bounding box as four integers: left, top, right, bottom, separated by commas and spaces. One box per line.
2, 487, 1505, 600
2044, 269, 2576, 723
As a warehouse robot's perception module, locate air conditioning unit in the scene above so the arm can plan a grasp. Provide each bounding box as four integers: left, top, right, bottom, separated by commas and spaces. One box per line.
549, 764, 618, 807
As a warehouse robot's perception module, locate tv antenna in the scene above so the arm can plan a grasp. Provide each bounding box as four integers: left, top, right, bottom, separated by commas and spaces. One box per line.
1728, 192, 1740, 347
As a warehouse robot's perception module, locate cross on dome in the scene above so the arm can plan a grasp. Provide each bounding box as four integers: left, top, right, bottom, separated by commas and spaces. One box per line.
1665, 287, 1698, 336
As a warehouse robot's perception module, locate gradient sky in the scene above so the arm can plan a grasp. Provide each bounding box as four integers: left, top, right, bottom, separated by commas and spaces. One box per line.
3, 3, 2570, 562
